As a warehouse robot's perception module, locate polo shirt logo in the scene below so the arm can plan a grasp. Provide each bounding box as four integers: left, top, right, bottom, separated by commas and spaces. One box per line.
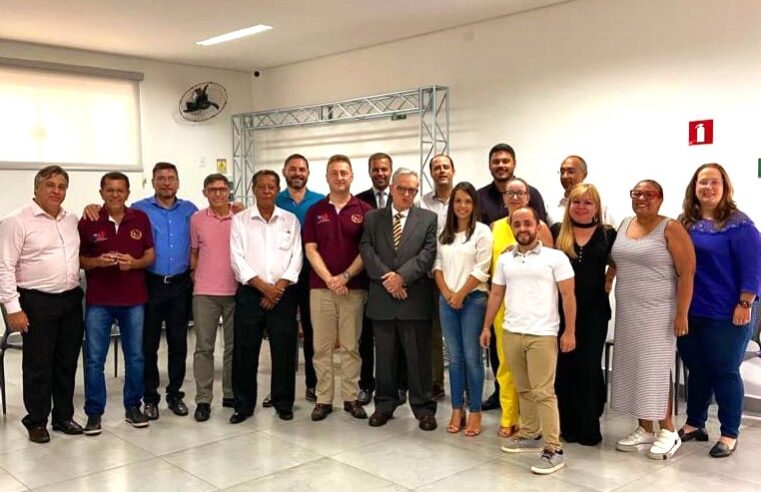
315, 213, 330, 225
92, 231, 108, 243
350, 213, 363, 224
130, 229, 143, 240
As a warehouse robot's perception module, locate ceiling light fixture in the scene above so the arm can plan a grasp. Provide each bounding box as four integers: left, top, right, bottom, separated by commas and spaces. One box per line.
196, 24, 272, 46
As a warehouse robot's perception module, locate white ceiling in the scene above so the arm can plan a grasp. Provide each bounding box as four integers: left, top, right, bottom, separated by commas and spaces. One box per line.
0, 0, 570, 72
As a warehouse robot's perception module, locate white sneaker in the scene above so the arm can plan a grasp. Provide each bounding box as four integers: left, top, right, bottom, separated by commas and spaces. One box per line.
648, 429, 681, 460
616, 426, 656, 452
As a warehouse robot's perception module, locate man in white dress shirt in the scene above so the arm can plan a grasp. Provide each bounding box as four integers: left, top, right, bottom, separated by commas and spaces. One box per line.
419, 153, 456, 400
547, 155, 615, 226
0, 165, 84, 443
228, 170, 303, 423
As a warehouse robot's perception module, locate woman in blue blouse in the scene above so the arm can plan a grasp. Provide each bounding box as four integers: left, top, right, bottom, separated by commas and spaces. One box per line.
677, 163, 761, 458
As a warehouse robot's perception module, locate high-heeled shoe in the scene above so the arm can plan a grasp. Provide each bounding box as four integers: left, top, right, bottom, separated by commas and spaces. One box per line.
498, 425, 519, 438
446, 409, 466, 433
464, 412, 482, 437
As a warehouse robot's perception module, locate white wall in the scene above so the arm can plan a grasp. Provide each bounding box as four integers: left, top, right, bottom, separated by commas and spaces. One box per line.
0, 40, 253, 215
250, 0, 761, 222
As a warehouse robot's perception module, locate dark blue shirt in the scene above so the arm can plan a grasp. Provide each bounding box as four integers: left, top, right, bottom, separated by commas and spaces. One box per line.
689, 212, 761, 319
132, 196, 198, 276
276, 189, 325, 227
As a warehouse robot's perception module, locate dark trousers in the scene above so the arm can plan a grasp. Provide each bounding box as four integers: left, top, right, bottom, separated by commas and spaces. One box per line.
677, 315, 754, 439
18, 287, 83, 428
359, 315, 407, 392
143, 272, 192, 404
232, 284, 298, 414
295, 266, 316, 389
556, 308, 608, 445
373, 319, 436, 417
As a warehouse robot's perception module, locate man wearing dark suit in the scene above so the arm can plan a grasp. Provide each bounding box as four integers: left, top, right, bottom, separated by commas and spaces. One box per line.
355, 152, 397, 406
359, 167, 438, 431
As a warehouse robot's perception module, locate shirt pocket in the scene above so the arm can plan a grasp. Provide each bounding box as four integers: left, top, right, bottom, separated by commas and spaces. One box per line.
277, 227, 295, 251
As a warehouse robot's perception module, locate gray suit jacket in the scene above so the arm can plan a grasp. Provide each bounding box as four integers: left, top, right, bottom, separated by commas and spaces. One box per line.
359, 206, 437, 320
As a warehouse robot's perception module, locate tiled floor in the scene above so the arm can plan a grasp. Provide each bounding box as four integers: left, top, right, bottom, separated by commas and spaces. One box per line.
1, 333, 760, 491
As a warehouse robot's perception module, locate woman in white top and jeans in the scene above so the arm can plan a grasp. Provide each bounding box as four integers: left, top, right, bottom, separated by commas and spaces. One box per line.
433, 182, 493, 437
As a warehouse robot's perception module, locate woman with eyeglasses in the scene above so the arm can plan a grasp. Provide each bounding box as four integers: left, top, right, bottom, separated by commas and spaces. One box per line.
550, 183, 616, 446
676, 163, 760, 458
489, 177, 553, 438
433, 182, 492, 436
610, 179, 695, 460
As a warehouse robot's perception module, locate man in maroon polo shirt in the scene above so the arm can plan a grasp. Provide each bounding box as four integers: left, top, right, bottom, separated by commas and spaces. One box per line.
304, 155, 373, 421
79, 172, 155, 435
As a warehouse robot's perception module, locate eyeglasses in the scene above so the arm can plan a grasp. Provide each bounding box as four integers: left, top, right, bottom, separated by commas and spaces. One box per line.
504, 191, 527, 199
206, 187, 229, 195
697, 179, 722, 188
395, 186, 419, 196
630, 190, 661, 200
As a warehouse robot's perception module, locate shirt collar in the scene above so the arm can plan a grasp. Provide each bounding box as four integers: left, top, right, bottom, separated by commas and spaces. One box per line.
30, 200, 67, 220
250, 204, 283, 221
391, 205, 407, 218
149, 195, 180, 210
372, 187, 388, 196
512, 240, 543, 257
205, 206, 234, 220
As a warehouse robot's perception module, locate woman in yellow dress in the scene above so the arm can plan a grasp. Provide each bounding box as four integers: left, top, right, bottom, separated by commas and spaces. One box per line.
490, 177, 554, 437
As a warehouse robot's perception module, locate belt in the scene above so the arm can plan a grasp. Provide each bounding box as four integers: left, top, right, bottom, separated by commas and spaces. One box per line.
147, 271, 190, 285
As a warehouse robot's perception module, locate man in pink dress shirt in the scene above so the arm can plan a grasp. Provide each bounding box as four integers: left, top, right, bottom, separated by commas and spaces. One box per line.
190, 173, 239, 422
0, 165, 84, 443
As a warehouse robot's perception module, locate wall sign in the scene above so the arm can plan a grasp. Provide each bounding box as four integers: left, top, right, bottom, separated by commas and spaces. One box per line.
689, 119, 713, 145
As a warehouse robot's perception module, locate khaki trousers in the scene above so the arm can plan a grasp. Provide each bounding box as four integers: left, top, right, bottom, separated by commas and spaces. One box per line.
503, 331, 561, 451
310, 289, 367, 404
192, 295, 235, 404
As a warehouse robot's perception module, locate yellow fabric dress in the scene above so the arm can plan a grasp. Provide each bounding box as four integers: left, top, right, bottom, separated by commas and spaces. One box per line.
490, 218, 520, 429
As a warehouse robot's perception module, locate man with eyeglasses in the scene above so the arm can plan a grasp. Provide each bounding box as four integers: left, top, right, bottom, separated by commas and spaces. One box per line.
189, 174, 238, 422
360, 168, 439, 430
477, 143, 548, 411
548, 155, 616, 226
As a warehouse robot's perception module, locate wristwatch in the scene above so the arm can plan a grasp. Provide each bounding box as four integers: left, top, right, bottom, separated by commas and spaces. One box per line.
342, 271, 351, 280
738, 300, 752, 309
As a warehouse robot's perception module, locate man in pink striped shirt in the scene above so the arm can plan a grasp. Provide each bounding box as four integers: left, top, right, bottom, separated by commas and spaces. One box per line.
190, 174, 239, 422
0, 165, 84, 443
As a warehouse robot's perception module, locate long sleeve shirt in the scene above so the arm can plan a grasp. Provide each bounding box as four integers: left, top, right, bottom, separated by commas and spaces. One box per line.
0, 201, 80, 313
230, 206, 303, 285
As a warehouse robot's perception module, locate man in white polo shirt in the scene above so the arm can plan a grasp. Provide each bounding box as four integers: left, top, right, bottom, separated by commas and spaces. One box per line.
480, 206, 576, 475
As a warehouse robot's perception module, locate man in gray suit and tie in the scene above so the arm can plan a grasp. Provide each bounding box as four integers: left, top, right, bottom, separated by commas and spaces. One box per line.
359, 167, 438, 430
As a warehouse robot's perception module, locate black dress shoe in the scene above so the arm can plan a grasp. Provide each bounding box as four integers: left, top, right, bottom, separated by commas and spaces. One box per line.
222, 398, 235, 408
305, 387, 317, 403
344, 400, 368, 419
394, 389, 407, 406
167, 399, 189, 416
357, 388, 373, 406
194, 403, 211, 422
229, 411, 251, 424
419, 413, 437, 431
262, 394, 274, 408
311, 403, 333, 421
28, 425, 50, 443
52, 419, 84, 435
368, 411, 390, 427
277, 408, 294, 421
678, 427, 709, 442
143, 403, 159, 420
709, 440, 737, 458
481, 393, 500, 411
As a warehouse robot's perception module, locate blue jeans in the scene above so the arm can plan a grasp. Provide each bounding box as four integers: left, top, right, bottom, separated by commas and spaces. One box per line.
677, 315, 753, 439
439, 291, 487, 411
84, 305, 145, 415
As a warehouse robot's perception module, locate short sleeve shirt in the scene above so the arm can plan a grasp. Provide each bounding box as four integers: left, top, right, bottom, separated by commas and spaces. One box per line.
303, 196, 372, 289
190, 207, 238, 296
492, 241, 574, 336
78, 207, 154, 306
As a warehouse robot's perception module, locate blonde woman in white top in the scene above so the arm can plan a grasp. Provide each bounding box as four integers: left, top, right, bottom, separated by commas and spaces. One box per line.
433, 182, 493, 437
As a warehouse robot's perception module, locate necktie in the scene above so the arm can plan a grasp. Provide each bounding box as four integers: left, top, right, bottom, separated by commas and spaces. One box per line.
393, 213, 403, 248
377, 191, 386, 208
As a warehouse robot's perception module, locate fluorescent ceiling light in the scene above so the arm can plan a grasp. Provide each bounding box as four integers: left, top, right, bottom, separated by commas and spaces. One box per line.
196, 24, 272, 46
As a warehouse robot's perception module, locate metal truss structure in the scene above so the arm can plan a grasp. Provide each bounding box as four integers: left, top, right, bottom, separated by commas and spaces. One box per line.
231, 85, 449, 204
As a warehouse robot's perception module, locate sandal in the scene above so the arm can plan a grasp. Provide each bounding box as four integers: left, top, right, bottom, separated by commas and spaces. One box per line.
498, 425, 519, 438
446, 409, 466, 433
464, 412, 482, 437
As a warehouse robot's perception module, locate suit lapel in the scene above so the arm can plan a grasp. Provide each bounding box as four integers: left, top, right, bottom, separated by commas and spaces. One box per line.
398, 207, 418, 251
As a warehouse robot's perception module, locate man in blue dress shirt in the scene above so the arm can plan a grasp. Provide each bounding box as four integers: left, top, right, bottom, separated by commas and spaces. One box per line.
275, 154, 324, 403
132, 162, 198, 419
